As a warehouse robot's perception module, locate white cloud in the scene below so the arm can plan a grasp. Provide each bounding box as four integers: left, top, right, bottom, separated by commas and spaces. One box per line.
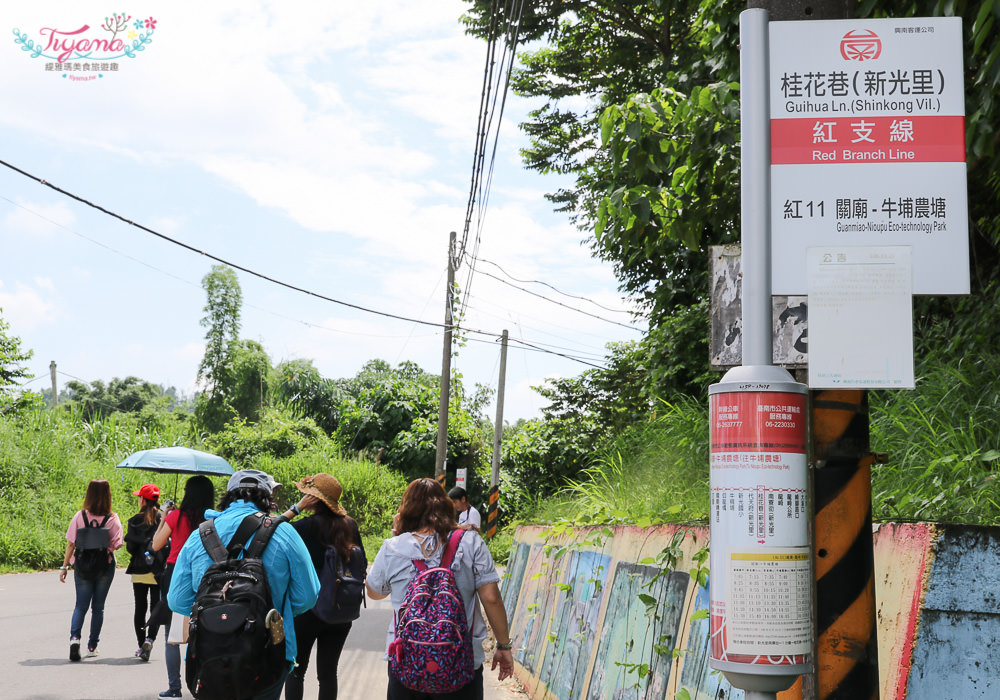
2, 199, 76, 237
0, 0, 637, 420
0, 280, 58, 331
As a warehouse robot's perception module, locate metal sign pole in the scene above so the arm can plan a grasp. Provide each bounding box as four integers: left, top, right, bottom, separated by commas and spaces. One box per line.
708, 9, 812, 698
740, 7, 772, 370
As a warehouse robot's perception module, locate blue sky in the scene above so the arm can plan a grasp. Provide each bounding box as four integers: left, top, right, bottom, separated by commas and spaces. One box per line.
0, 1, 646, 421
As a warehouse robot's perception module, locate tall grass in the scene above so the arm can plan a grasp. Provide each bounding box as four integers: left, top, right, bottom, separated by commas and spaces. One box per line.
519, 346, 1000, 531
0, 408, 407, 571
0, 408, 193, 569
554, 396, 710, 526
871, 350, 1000, 523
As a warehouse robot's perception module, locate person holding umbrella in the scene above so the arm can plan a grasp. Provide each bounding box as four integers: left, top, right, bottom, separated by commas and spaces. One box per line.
124, 483, 166, 661
150, 475, 215, 699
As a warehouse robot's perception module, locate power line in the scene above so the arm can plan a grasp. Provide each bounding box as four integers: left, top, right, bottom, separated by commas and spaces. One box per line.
507, 337, 606, 369
473, 268, 643, 331
458, 0, 528, 317
473, 256, 637, 315
0, 194, 438, 341
459, 301, 613, 359
0, 160, 616, 370
0, 158, 459, 333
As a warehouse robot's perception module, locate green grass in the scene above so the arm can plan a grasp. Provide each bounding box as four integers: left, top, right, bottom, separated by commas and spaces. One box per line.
0, 409, 407, 571
502, 344, 1000, 542
519, 396, 711, 530
6, 333, 1000, 573
871, 349, 1000, 523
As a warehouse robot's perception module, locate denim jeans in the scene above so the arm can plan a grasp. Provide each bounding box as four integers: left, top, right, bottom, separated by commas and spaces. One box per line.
163, 621, 182, 691
70, 567, 115, 648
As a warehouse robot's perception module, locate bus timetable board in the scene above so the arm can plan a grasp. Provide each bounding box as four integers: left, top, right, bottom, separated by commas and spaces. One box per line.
769, 17, 968, 296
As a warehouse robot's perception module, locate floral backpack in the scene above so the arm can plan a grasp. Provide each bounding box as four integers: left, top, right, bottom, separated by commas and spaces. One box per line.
388, 530, 474, 693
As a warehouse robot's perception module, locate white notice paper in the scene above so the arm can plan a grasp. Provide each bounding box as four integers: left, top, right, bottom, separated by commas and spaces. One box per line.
807, 246, 914, 389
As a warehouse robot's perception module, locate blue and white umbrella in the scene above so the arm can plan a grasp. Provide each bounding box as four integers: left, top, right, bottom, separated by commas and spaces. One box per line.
116, 446, 234, 476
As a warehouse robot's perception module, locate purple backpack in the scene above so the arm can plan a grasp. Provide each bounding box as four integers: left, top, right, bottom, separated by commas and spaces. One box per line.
388, 530, 474, 693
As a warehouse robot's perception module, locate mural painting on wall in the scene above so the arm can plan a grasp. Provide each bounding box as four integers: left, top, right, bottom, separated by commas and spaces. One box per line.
506, 542, 563, 674
502, 541, 531, 620
585, 562, 689, 700
678, 580, 742, 700
537, 549, 612, 697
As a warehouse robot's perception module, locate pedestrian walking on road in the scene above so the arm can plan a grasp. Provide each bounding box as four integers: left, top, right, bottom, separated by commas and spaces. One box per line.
448, 487, 482, 532
280, 472, 367, 700
150, 474, 214, 698
59, 478, 124, 662
368, 478, 514, 700
167, 469, 320, 700
124, 483, 166, 661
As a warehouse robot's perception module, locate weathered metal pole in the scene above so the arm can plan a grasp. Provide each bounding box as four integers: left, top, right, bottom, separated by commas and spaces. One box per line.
746, 3, 879, 700
49, 361, 58, 406
434, 231, 457, 486
486, 329, 508, 539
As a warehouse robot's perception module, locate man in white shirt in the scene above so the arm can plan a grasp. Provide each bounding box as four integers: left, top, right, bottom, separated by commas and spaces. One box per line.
448, 487, 482, 531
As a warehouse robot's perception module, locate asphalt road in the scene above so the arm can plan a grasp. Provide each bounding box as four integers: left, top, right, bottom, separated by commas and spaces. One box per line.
0, 570, 527, 700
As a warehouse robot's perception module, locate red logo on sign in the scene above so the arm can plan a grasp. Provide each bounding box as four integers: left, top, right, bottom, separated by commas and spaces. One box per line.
840, 29, 882, 61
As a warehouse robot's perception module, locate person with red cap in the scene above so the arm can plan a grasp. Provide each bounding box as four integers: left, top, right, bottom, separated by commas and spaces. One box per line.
124, 483, 165, 662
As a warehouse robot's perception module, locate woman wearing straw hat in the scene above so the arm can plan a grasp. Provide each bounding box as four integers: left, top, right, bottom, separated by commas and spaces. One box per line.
281, 473, 366, 700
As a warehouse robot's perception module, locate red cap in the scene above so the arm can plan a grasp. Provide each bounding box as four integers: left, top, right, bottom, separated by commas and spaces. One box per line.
133, 484, 161, 500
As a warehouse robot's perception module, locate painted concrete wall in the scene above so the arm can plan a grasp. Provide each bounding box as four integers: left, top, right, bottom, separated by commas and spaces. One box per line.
501, 522, 1000, 700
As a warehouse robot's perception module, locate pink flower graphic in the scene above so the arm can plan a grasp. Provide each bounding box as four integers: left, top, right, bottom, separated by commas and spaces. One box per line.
144, 17, 157, 30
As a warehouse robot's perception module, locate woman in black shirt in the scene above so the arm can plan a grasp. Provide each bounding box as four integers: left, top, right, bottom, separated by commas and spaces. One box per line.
282, 473, 365, 700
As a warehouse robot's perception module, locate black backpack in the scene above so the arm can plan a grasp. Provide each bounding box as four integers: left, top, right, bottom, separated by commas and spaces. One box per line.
74, 512, 112, 580
185, 512, 287, 700
312, 543, 367, 624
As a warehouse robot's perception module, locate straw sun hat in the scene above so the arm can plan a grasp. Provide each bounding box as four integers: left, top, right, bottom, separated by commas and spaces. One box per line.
293, 473, 346, 516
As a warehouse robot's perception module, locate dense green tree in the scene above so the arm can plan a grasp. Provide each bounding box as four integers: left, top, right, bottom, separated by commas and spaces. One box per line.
272, 359, 346, 434
205, 406, 326, 465
334, 360, 488, 481
462, 0, 741, 396
225, 339, 271, 424
196, 265, 242, 397
537, 340, 651, 431
65, 376, 164, 421
194, 265, 274, 432
0, 310, 36, 414
464, 0, 1000, 397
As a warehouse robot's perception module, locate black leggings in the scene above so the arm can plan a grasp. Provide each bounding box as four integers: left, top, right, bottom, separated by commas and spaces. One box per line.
132, 581, 160, 645
386, 666, 483, 700
284, 610, 352, 700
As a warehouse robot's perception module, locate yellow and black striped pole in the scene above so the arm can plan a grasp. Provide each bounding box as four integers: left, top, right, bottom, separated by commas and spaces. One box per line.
812, 389, 879, 700
486, 484, 499, 539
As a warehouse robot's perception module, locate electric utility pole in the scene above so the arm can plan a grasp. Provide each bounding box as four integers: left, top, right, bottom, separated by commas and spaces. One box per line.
434, 231, 457, 486
486, 329, 508, 539
50, 361, 58, 406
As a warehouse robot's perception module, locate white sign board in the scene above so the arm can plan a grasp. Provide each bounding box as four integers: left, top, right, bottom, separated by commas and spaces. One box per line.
455, 467, 467, 490
807, 246, 914, 388
770, 18, 968, 295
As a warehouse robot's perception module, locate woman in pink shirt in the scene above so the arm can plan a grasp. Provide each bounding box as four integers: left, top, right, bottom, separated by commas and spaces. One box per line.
58, 479, 124, 661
